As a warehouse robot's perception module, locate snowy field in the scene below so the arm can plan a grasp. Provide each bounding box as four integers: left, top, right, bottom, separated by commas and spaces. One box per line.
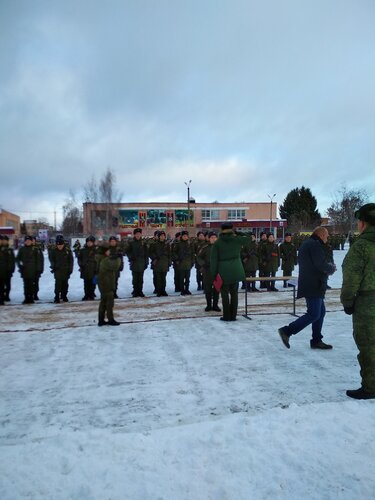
1, 248, 374, 500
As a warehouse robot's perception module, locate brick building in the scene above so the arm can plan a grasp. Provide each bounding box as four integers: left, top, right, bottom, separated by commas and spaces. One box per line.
83, 201, 286, 239
0, 208, 21, 238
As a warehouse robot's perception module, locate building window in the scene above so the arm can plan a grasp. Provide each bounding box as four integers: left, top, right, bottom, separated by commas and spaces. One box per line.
201, 209, 220, 221
228, 209, 246, 220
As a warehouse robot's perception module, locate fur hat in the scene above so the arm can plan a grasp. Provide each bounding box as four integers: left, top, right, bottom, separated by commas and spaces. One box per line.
355, 203, 375, 225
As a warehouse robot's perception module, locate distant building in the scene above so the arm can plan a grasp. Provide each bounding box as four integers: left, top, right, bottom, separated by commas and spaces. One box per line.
83, 201, 287, 238
22, 220, 53, 239
0, 208, 21, 237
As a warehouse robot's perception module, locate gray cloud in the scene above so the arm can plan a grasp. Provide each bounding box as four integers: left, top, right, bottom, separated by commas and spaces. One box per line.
1, 0, 374, 225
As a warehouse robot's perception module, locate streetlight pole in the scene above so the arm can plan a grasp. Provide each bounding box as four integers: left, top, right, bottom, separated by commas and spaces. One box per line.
184, 180, 192, 229
267, 193, 276, 234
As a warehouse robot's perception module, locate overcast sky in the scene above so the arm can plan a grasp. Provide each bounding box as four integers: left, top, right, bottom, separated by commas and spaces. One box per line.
1, 0, 374, 226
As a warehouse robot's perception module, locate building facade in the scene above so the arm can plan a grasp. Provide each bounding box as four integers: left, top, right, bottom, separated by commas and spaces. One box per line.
0, 208, 21, 236
83, 201, 286, 239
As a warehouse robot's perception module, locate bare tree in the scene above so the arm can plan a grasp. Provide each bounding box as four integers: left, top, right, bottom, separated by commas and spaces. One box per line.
62, 190, 83, 237
327, 185, 368, 235
83, 175, 99, 203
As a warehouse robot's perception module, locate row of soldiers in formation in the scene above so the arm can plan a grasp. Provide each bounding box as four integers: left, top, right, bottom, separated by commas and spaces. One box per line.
1, 229, 334, 308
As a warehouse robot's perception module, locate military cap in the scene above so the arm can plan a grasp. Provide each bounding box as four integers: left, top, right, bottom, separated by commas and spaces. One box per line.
24, 235, 33, 242
285, 232, 292, 237
196, 231, 204, 237
109, 235, 118, 241
133, 228, 142, 235
221, 222, 233, 231
267, 232, 274, 238
208, 231, 217, 238
55, 235, 64, 245
175, 232, 181, 238
181, 230, 189, 236
159, 230, 166, 237
86, 235, 96, 243
154, 230, 160, 237
355, 203, 375, 225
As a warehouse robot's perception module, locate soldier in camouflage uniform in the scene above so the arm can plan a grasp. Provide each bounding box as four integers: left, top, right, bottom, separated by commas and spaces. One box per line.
149, 230, 171, 296
279, 232, 297, 288
49, 235, 74, 303
126, 228, 149, 297
196, 231, 221, 312
194, 231, 206, 291
97, 243, 122, 326
240, 233, 259, 292
341, 203, 375, 399
173, 230, 195, 295
73, 239, 81, 258
108, 236, 124, 298
78, 236, 97, 300
31, 236, 44, 300
16, 235, 41, 304
0, 235, 15, 302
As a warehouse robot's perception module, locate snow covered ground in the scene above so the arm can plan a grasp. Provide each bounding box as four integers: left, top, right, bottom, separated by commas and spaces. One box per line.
1, 248, 374, 500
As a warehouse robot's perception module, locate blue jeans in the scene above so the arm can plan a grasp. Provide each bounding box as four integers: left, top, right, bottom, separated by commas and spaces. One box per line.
286, 297, 326, 342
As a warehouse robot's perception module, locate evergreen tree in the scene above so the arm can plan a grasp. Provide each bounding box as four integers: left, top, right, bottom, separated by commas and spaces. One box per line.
279, 186, 321, 231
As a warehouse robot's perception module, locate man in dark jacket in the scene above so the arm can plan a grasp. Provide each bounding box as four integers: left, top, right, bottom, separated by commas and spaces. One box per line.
0, 235, 15, 303
278, 227, 336, 349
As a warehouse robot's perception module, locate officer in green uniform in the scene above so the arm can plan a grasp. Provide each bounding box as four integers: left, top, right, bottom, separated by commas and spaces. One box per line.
194, 231, 206, 291
341, 203, 375, 399
16, 235, 40, 304
210, 223, 251, 321
126, 228, 149, 297
279, 232, 297, 288
149, 230, 171, 296
240, 232, 259, 292
258, 232, 268, 288
78, 236, 97, 300
97, 243, 122, 326
196, 231, 221, 312
49, 235, 74, 303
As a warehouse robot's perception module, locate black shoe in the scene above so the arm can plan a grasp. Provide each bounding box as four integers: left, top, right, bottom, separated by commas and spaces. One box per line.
271, 287, 278, 292
197, 285, 202, 291
346, 388, 375, 400
205, 306, 212, 312
138, 292, 145, 297
278, 327, 290, 349
326, 285, 332, 290
34, 295, 40, 301
114, 293, 119, 299
161, 291, 168, 296
212, 306, 221, 312
62, 297, 69, 303
220, 317, 230, 321
98, 320, 108, 326
181, 291, 187, 296
54, 298, 60, 304
185, 290, 192, 295
108, 320, 120, 326
310, 340, 332, 350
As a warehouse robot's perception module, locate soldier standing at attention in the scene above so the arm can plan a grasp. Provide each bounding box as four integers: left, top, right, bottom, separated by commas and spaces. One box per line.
97, 243, 122, 326
196, 231, 221, 312
173, 230, 194, 295
1, 235, 15, 302
171, 232, 181, 292
31, 236, 44, 300
126, 228, 149, 297
240, 232, 259, 292
16, 235, 39, 304
49, 235, 74, 303
258, 232, 268, 288
194, 231, 206, 291
149, 230, 171, 296
260, 233, 280, 291
78, 236, 97, 300
108, 236, 124, 298
341, 203, 375, 400
279, 232, 297, 288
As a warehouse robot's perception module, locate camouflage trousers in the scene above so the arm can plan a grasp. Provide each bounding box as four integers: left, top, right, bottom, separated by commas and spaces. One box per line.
353, 296, 375, 392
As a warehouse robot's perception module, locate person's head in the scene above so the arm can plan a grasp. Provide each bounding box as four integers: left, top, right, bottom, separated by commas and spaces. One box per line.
251, 233, 256, 241
355, 203, 375, 233
154, 230, 160, 240
25, 235, 33, 246
181, 230, 189, 241
109, 236, 118, 247
55, 235, 65, 247
267, 233, 274, 243
159, 230, 166, 241
208, 231, 217, 244
313, 226, 329, 244
285, 232, 292, 243
197, 231, 205, 241
86, 235, 95, 247
133, 228, 142, 240
221, 222, 233, 234
260, 232, 267, 241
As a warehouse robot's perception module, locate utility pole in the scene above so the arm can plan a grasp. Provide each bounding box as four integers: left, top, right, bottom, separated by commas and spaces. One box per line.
184, 180, 192, 229
267, 193, 276, 234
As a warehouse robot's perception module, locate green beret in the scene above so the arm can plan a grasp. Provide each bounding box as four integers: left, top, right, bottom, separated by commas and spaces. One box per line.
355, 203, 375, 225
